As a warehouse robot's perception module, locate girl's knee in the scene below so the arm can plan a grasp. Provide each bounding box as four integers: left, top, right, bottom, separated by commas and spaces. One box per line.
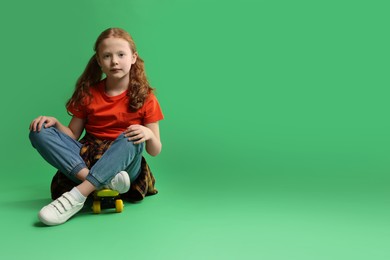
116, 133, 144, 153
29, 126, 56, 145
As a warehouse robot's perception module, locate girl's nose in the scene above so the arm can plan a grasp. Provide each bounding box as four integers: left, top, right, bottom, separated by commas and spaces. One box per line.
111, 57, 119, 65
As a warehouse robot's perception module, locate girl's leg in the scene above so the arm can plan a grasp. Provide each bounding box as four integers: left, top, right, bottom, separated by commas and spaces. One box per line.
29, 125, 87, 183
30, 126, 93, 226
85, 133, 144, 188
33, 131, 143, 226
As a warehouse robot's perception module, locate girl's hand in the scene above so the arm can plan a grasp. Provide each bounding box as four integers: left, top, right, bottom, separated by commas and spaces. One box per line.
124, 124, 153, 144
29, 116, 58, 132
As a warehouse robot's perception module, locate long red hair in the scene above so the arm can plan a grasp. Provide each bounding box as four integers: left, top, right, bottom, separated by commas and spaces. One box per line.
66, 28, 153, 112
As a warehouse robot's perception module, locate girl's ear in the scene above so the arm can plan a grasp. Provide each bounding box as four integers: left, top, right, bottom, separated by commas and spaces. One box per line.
132, 52, 138, 64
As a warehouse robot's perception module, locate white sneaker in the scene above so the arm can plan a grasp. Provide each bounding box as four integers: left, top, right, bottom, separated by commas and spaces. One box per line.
38, 192, 84, 226
107, 171, 131, 194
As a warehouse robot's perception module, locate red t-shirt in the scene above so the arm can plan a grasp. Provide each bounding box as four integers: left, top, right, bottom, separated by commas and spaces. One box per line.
68, 80, 164, 140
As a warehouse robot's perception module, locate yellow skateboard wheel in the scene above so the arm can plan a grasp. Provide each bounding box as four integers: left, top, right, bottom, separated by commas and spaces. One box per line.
115, 199, 124, 213
92, 200, 101, 214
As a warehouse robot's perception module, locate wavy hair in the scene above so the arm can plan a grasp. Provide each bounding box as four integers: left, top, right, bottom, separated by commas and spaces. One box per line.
66, 28, 154, 112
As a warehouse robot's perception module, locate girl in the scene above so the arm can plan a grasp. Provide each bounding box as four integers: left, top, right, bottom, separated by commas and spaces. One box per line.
29, 28, 164, 226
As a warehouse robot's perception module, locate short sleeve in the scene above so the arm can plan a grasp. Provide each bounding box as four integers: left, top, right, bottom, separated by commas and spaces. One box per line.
143, 93, 164, 124
67, 102, 87, 119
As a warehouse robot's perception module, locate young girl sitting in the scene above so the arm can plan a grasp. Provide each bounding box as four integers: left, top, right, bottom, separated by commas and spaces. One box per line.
29, 28, 164, 226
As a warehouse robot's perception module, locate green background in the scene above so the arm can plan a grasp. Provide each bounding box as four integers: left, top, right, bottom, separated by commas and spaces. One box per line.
1, 0, 389, 259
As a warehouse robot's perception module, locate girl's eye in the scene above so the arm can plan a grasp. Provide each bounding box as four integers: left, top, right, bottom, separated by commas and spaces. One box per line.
119, 53, 125, 57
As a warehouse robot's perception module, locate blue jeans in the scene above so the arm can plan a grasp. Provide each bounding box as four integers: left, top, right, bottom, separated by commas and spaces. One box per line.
29, 126, 144, 188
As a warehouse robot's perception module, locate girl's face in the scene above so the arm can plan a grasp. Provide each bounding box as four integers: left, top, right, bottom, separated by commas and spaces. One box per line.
97, 37, 137, 80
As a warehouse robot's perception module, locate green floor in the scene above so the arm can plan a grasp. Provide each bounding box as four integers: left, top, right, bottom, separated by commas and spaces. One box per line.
1, 154, 390, 259
1, 0, 390, 259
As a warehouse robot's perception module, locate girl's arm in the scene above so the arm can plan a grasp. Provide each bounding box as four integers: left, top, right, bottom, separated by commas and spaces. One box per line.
124, 122, 162, 156
29, 116, 85, 140
144, 122, 162, 156
67, 117, 86, 140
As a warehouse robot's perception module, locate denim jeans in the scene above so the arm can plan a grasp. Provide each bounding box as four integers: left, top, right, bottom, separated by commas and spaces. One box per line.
29, 126, 144, 188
